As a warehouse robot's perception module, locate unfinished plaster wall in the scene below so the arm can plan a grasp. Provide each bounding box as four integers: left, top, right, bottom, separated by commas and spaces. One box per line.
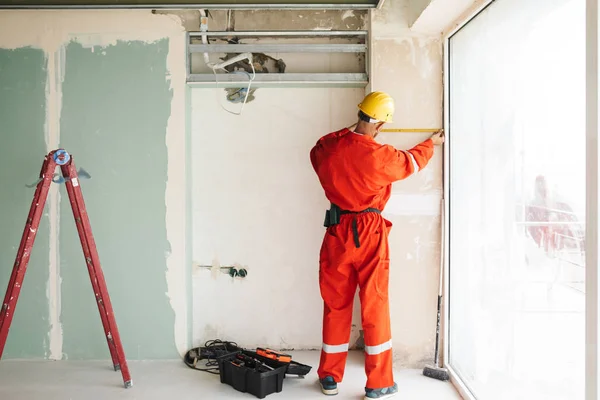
0, 11, 188, 360
190, 3, 443, 368
191, 87, 364, 348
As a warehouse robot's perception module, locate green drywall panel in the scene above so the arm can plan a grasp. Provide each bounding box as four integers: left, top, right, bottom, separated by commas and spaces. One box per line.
59, 40, 176, 359
0, 48, 50, 358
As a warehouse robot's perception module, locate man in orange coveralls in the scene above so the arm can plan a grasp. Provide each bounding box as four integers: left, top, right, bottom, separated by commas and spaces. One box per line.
310, 92, 444, 399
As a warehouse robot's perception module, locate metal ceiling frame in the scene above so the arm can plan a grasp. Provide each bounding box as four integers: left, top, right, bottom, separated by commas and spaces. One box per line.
186, 29, 369, 88
189, 43, 367, 53
0, 1, 385, 9
189, 30, 368, 37
187, 73, 368, 87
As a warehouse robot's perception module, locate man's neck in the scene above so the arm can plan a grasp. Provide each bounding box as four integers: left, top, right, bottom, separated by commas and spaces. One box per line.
354, 129, 374, 138
354, 121, 376, 137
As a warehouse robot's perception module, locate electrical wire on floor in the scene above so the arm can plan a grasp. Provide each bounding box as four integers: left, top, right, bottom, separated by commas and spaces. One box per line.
183, 339, 242, 374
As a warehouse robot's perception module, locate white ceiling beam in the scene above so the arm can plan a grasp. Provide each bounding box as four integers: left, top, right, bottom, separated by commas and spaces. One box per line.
0, 1, 380, 9
409, 0, 485, 35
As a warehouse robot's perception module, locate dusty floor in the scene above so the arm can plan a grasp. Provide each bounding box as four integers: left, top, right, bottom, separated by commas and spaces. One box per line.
0, 351, 462, 400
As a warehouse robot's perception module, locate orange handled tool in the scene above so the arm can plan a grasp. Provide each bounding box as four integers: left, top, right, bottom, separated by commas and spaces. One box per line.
256, 348, 292, 363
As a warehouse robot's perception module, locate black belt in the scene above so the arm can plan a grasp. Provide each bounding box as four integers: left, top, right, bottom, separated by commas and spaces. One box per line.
324, 204, 381, 248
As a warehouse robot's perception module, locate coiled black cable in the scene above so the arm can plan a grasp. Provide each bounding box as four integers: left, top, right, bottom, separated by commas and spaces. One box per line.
183, 339, 241, 374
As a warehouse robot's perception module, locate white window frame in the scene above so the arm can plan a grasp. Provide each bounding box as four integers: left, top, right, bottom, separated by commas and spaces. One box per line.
586, 1, 599, 399
441, 1, 600, 399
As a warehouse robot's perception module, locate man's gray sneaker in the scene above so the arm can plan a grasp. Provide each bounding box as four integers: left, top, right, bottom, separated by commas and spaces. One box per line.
319, 376, 338, 396
364, 382, 398, 399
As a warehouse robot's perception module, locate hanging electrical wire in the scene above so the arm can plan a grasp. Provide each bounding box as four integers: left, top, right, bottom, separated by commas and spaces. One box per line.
198, 10, 255, 115
211, 52, 256, 115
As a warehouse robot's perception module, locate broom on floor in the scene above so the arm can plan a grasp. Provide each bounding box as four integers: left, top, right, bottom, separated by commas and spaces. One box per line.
423, 198, 450, 381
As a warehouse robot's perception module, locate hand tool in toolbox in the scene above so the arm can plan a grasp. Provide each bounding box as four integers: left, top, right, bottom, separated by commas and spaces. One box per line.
256, 348, 292, 363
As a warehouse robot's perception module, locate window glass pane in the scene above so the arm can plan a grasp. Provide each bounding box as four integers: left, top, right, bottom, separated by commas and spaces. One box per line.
448, 0, 585, 399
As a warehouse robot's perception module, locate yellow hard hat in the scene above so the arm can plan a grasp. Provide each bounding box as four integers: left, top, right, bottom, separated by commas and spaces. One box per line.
358, 91, 394, 123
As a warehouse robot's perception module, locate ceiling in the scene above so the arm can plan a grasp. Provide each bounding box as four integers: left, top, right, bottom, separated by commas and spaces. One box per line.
0, 0, 384, 9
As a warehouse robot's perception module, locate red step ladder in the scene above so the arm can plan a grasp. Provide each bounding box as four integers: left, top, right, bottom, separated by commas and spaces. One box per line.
0, 149, 132, 388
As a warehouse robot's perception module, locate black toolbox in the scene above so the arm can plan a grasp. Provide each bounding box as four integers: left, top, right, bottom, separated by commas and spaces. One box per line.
253, 348, 312, 377
217, 350, 287, 399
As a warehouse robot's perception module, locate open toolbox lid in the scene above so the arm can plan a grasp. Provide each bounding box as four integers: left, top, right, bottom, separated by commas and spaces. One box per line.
238, 349, 312, 377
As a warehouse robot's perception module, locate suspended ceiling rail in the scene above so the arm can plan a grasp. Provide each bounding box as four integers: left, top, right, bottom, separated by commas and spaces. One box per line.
189, 30, 369, 37
187, 73, 368, 87
187, 30, 369, 88
190, 43, 367, 53
0, 0, 385, 9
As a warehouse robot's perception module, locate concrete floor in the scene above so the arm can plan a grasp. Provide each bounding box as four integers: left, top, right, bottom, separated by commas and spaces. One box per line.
0, 351, 462, 400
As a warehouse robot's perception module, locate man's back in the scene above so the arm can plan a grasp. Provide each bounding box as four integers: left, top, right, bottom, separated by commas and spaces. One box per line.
310, 128, 434, 212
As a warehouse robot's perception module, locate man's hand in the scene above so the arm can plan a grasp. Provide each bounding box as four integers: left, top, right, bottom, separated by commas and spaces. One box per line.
430, 130, 445, 145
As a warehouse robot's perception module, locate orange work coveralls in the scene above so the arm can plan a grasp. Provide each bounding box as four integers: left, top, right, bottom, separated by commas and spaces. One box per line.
310, 128, 434, 389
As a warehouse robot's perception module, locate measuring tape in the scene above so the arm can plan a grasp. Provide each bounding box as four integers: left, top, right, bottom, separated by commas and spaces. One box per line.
381, 128, 441, 133
346, 123, 441, 133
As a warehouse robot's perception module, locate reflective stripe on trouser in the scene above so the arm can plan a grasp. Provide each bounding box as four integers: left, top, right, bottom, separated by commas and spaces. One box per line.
317, 213, 394, 389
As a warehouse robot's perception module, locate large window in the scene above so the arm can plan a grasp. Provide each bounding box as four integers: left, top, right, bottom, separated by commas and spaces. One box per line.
447, 0, 585, 398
